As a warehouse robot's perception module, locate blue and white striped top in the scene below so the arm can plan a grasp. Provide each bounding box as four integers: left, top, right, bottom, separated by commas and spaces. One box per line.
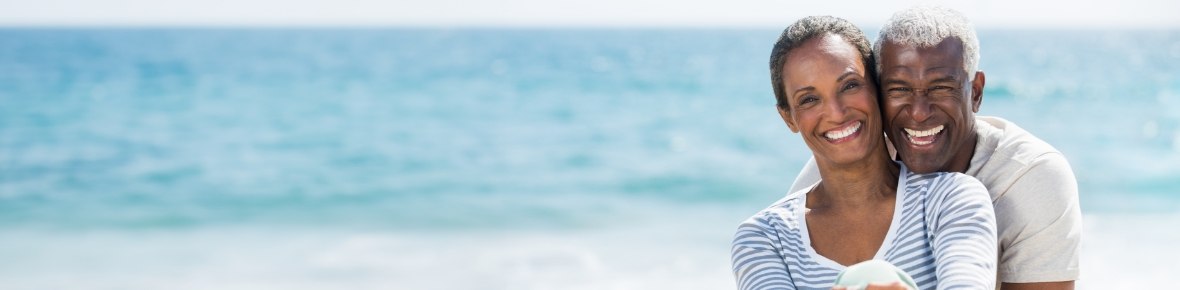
731, 163, 997, 290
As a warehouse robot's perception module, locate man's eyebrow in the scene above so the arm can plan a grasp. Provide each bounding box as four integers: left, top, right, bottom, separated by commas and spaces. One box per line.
929, 75, 959, 84
881, 79, 910, 87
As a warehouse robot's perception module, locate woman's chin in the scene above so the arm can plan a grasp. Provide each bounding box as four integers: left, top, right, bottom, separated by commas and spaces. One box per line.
816, 139, 887, 167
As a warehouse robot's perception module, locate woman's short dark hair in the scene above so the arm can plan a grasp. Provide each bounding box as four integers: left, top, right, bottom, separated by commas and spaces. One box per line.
770, 16, 875, 110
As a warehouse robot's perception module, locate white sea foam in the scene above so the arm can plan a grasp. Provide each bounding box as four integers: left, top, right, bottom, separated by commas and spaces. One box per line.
0, 212, 1173, 289
0, 226, 733, 290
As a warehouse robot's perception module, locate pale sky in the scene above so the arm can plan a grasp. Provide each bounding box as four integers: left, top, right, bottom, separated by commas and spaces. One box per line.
1, 0, 1177, 28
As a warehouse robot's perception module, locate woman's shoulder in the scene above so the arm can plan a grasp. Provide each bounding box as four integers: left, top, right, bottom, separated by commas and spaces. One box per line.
736, 187, 809, 234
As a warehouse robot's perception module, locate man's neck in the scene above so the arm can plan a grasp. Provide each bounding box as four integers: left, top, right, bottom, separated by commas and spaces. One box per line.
946, 131, 979, 173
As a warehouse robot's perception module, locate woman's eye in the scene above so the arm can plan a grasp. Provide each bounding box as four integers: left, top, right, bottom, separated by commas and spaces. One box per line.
842, 81, 861, 92
798, 96, 817, 106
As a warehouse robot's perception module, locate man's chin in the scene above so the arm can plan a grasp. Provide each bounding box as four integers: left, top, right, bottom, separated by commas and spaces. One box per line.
899, 158, 943, 174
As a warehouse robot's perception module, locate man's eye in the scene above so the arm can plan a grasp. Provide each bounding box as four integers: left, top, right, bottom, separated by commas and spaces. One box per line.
930, 86, 957, 97
886, 88, 912, 97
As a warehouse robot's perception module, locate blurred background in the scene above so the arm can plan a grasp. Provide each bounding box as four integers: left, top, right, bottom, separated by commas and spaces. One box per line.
1, 0, 1178, 289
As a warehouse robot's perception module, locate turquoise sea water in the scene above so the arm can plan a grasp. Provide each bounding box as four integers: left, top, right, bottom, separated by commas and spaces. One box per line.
1, 28, 1179, 289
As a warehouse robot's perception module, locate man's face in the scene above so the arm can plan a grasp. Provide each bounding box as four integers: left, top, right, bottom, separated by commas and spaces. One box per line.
878, 38, 983, 173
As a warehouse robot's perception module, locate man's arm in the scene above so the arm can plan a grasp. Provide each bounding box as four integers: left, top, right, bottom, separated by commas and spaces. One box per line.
994, 153, 1082, 290
788, 157, 821, 194
1001, 281, 1074, 290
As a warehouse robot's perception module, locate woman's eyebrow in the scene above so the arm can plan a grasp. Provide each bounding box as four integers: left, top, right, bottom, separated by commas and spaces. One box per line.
792, 86, 816, 96
836, 71, 858, 83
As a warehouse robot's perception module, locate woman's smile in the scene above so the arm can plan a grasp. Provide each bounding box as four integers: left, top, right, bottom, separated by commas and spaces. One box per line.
823, 120, 862, 143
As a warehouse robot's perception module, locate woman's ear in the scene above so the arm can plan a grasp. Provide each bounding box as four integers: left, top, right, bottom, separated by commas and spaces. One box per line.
778, 105, 799, 133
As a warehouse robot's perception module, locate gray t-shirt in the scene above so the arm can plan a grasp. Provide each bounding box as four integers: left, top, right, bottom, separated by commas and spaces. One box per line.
788, 116, 1082, 283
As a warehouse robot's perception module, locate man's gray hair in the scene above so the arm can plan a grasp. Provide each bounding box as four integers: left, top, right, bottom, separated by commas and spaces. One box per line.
874, 6, 980, 80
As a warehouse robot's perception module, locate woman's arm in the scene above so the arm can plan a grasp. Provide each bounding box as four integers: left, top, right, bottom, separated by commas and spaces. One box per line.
927, 174, 999, 289
732, 217, 796, 290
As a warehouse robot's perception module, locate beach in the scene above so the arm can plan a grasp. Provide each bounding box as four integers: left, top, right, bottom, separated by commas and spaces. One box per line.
1, 28, 1178, 289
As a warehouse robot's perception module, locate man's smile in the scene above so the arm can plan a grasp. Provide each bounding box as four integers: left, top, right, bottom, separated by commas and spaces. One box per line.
903, 125, 944, 146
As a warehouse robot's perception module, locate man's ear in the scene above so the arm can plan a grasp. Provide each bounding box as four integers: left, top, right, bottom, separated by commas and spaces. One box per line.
778, 105, 799, 133
970, 71, 985, 113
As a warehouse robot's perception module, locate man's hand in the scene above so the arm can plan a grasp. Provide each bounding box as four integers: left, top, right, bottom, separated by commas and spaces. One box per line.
832, 282, 912, 290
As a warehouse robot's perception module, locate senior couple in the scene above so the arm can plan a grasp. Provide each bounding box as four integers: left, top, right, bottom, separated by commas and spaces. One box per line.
730, 6, 1081, 290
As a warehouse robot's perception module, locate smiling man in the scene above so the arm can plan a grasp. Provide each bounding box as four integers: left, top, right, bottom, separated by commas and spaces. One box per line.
788, 6, 1082, 290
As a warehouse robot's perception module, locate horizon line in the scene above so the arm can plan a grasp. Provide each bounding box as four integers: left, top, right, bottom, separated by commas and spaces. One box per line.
2, 22, 1179, 30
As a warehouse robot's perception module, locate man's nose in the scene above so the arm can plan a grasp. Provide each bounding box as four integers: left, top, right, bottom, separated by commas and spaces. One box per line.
909, 95, 933, 123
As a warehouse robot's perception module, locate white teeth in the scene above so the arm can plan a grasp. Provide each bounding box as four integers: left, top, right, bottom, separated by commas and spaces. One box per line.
904, 125, 944, 137
909, 137, 933, 145
903, 125, 944, 145
824, 122, 862, 140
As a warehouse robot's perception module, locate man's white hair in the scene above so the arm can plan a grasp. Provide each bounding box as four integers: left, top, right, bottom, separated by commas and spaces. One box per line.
874, 5, 980, 81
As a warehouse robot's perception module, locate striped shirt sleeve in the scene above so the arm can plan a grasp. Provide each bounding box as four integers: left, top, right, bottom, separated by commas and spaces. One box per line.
926, 173, 999, 290
731, 214, 795, 290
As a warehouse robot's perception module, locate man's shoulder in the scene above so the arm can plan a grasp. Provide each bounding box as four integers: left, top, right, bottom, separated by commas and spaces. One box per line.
971, 116, 1076, 199
973, 120, 1081, 283
973, 116, 1067, 171
975, 116, 1062, 163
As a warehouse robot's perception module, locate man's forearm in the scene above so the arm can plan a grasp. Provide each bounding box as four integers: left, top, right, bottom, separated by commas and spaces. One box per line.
1000, 281, 1074, 290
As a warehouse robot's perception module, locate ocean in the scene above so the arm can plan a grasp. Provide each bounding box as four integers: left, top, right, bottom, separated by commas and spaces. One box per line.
1, 28, 1178, 289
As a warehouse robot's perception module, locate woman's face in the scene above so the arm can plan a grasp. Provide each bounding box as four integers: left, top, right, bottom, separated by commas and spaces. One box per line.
778, 34, 883, 167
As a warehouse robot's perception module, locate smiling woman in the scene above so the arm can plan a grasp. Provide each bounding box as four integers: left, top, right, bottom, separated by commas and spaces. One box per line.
777, 33, 880, 167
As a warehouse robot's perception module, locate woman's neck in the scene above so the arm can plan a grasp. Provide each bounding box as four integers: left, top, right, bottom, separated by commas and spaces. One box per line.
809, 145, 900, 210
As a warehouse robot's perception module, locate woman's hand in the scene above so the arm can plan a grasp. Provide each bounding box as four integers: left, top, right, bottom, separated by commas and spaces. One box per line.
832, 282, 912, 290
